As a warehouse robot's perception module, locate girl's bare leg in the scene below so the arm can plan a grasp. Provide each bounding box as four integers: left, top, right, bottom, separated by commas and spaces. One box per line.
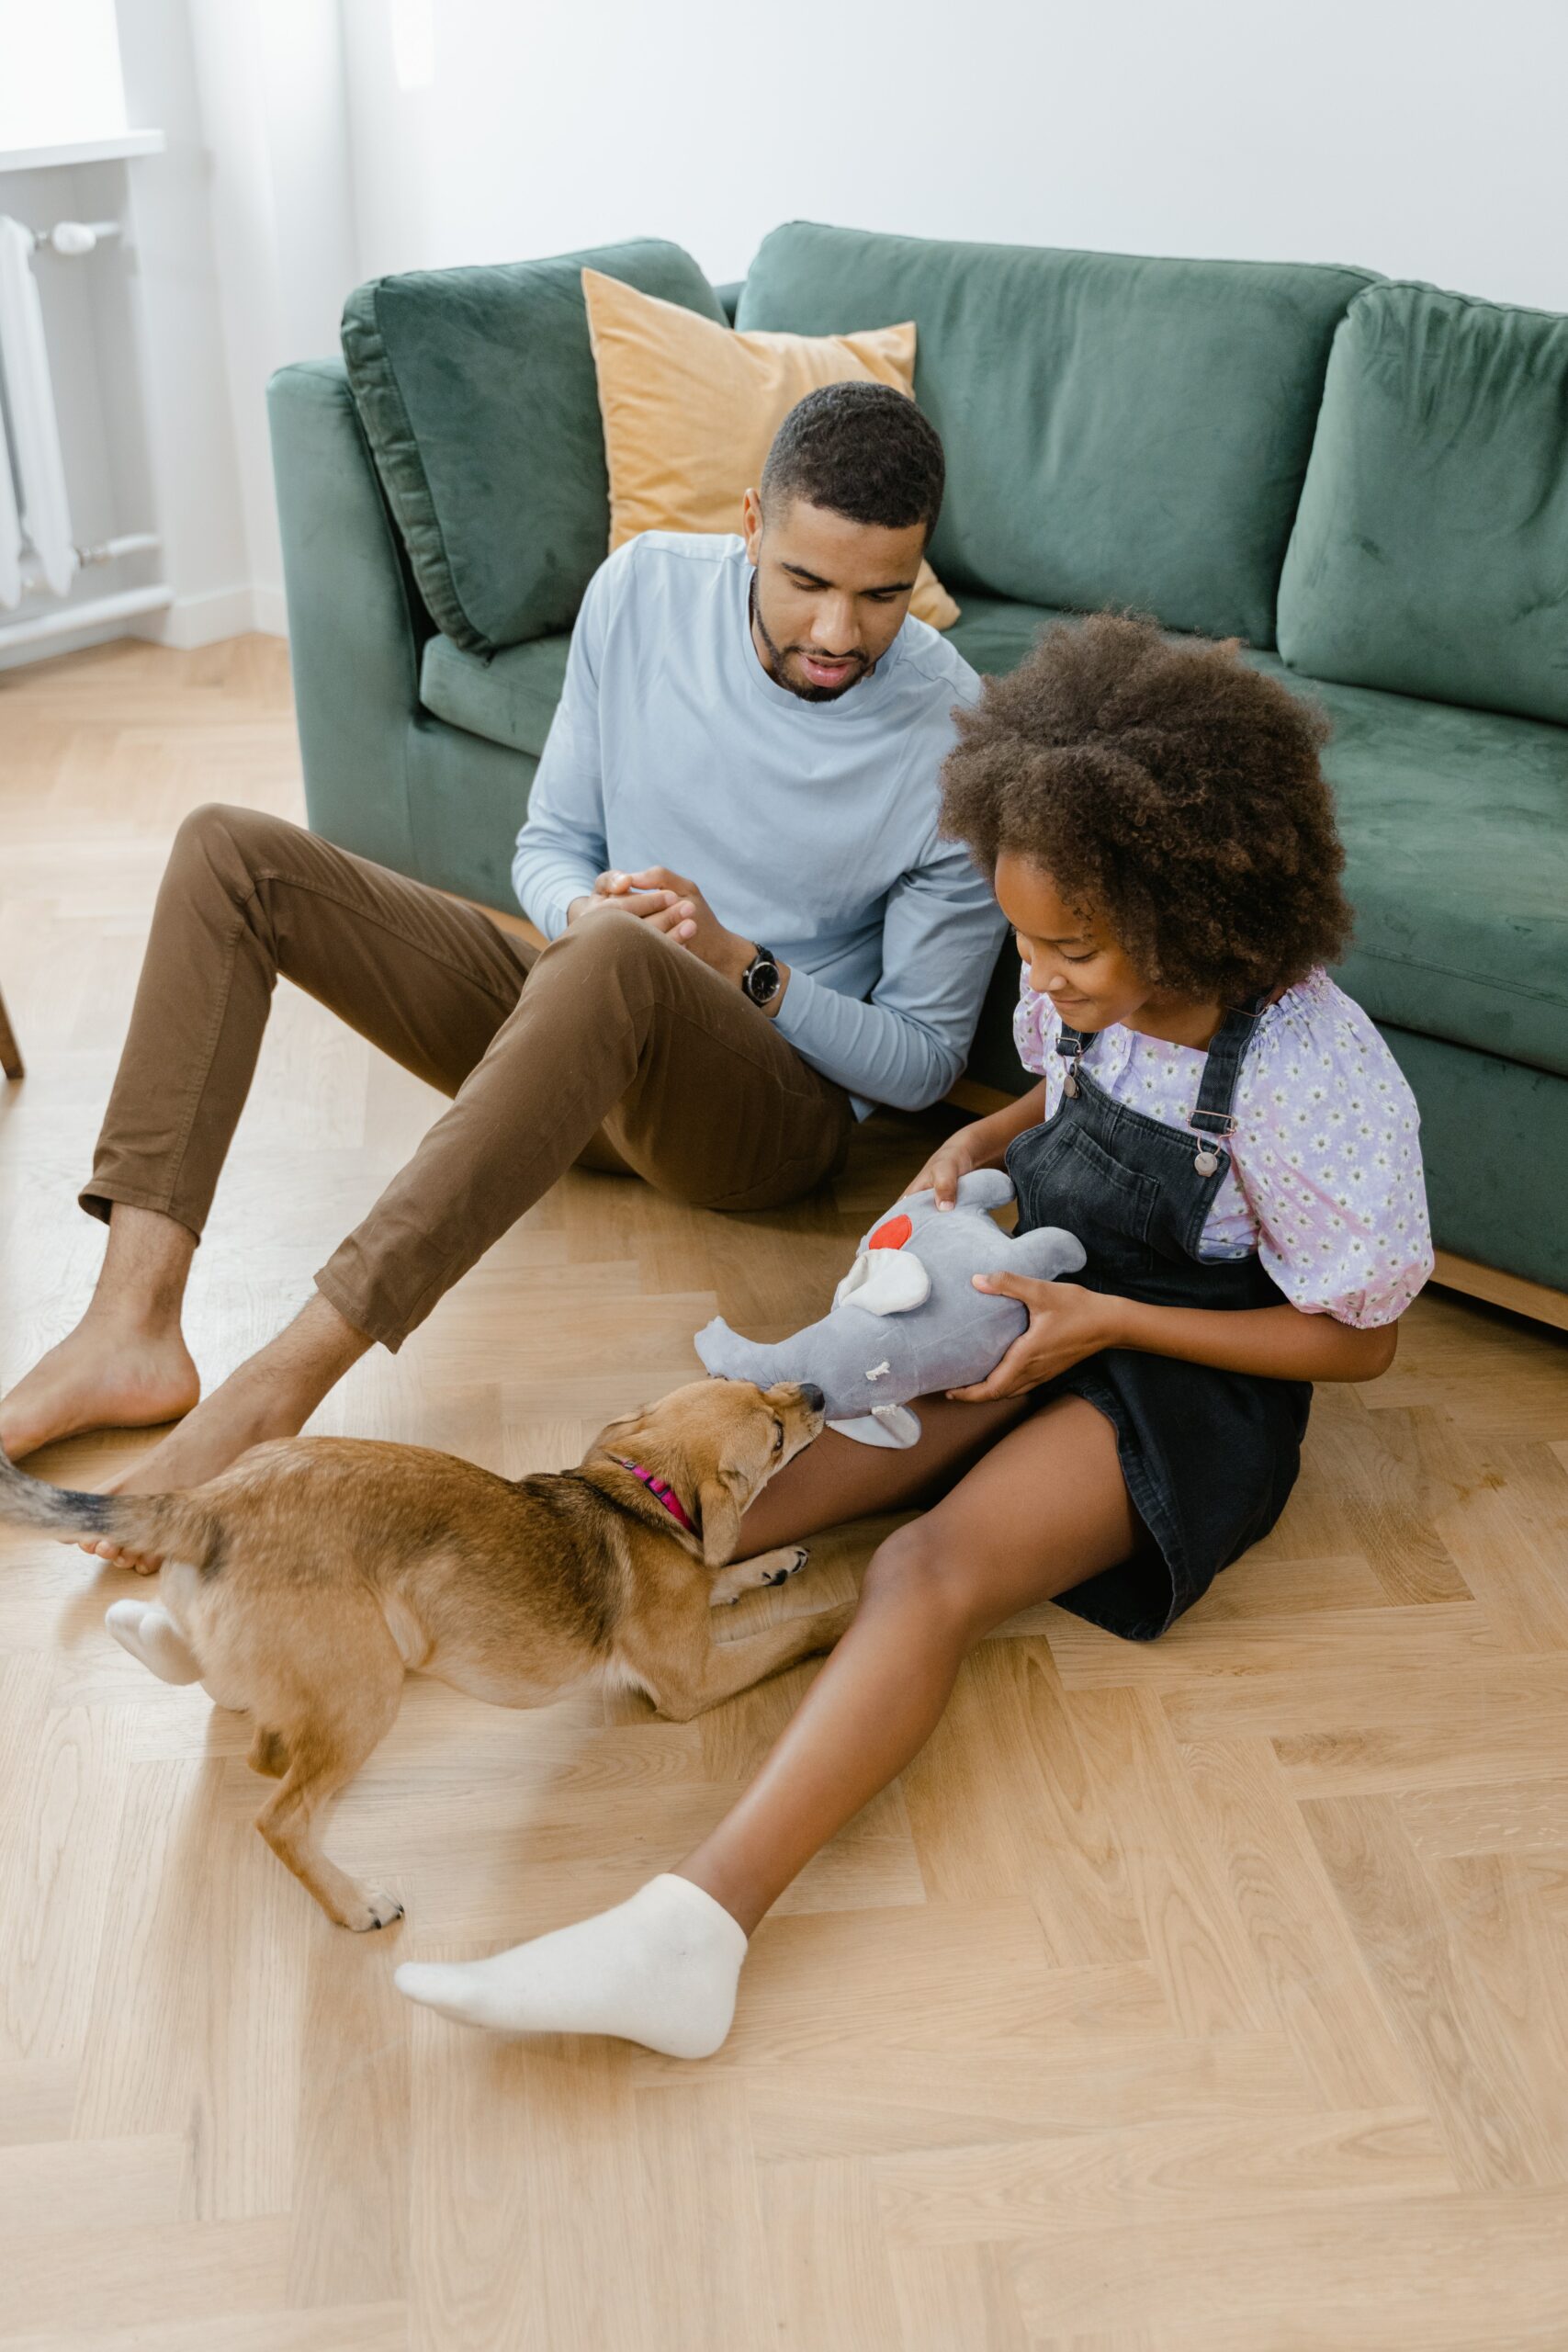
736, 1389, 1037, 1552
395, 1394, 1144, 2053
678, 1394, 1142, 1932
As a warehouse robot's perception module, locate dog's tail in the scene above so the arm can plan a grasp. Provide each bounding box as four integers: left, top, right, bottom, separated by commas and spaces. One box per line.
0, 1442, 220, 1566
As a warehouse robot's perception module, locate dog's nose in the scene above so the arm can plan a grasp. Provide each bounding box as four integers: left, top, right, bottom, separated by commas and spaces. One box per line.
799, 1384, 826, 1414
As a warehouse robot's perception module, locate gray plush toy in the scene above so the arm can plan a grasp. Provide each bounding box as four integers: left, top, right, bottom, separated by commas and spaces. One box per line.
694, 1170, 1086, 1448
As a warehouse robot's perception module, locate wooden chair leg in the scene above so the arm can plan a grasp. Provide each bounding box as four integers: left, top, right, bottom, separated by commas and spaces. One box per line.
0, 983, 23, 1081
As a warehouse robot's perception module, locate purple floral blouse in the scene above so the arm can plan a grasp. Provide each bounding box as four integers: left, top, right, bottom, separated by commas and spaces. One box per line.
1012, 966, 1433, 1328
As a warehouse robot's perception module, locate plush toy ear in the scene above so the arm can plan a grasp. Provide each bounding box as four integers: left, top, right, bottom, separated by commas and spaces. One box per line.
828, 1404, 923, 1449
832, 1248, 931, 1317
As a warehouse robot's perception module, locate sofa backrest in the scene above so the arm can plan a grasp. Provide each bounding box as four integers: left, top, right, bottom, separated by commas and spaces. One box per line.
1277, 280, 1568, 726
341, 239, 725, 658
737, 222, 1373, 649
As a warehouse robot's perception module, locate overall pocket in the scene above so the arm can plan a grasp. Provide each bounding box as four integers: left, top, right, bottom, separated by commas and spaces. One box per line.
1026, 1121, 1161, 1279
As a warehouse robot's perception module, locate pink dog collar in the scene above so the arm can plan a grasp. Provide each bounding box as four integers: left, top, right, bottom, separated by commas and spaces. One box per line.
615, 1458, 695, 1534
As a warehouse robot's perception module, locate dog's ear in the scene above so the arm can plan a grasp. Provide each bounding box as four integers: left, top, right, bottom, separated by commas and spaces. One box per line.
591, 1405, 649, 1456
694, 1467, 747, 1567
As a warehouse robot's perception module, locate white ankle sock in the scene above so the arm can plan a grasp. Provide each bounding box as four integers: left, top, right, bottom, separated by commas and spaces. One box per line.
105, 1598, 202, 1685
394, 1873, 748, 2060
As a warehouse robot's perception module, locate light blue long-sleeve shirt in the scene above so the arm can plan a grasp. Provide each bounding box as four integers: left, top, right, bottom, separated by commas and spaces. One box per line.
511, 533, 1005, 1116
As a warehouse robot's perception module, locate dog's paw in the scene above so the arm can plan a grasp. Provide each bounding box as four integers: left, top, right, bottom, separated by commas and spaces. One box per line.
345, 1888, 406, 1933
710, 1545, 811, 1607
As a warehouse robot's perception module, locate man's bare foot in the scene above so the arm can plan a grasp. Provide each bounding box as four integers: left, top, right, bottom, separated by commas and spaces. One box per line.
75, 1369, 309, 1573
73, 1292, 371, 1573
0, 1315, 200, 1463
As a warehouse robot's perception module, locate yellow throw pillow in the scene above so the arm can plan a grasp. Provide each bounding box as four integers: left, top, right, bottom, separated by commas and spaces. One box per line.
581, 266, 959, 632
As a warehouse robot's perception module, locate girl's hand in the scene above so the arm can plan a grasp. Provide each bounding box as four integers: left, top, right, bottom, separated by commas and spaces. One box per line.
904, 1123, 998, 1210
948, 1275, 1119, 1400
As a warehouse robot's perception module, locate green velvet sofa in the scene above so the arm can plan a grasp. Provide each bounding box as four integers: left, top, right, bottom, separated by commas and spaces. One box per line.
267, 221, 1568, 1304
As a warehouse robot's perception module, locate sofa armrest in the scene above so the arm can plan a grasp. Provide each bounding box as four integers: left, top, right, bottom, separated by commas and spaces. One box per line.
267, 356, 433, 876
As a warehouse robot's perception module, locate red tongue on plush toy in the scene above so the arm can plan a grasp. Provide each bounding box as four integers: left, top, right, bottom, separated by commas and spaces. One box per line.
868, 1213, 913, 1250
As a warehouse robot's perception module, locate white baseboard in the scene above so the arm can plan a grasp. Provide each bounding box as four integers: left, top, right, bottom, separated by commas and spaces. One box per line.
249, 583, 288, 640
135, 584, 257, 649
139, 582, 288, 646
0, 607, 149, 672
0, 581, 281, 670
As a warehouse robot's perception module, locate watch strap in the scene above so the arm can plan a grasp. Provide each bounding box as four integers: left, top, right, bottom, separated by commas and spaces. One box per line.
742, 944, 781, 1005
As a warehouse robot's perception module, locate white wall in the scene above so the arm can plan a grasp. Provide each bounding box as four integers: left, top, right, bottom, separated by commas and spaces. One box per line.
115, 0, 253, 646
11, 0, 1565, 665
0, 0, 126, 149
5, 0, 359, 652
339, 0, 1568, 311
179, 0, 358, 632
0, 0, 254, 665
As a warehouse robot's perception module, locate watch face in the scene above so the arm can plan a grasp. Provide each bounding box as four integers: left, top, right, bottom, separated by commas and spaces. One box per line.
747, 955, 781, 1005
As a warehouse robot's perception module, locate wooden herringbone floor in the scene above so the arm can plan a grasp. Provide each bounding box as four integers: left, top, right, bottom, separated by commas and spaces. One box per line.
3, 635, 1568, 2349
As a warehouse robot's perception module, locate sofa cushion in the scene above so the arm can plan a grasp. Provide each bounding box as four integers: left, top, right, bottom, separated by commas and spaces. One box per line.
1249, 653, 1568, 1080
342, 239, 724, 659
738, 222, 1374, 648
581, 267, 958, 629
420, 629, 570, 761
1276, 281, 1568, 725
945, 594, 1071, 680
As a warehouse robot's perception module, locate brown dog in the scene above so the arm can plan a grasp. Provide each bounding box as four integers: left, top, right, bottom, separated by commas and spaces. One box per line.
0, 1379, 847, 1930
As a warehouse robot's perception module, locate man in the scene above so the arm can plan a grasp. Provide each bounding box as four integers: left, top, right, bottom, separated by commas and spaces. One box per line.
0, 382, 1003, 1532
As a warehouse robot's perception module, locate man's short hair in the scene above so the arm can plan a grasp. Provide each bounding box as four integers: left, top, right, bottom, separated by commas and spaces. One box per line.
760, 381, 946, 540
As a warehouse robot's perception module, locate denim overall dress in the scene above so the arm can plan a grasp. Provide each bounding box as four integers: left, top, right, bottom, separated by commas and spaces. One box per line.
1006, 998, 1312, 1641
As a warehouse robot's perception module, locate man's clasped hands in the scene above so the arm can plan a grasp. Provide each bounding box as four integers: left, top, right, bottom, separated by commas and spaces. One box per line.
568, 866, 766, 995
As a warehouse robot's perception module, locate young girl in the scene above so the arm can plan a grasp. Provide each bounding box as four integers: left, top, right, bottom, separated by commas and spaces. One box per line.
396, 613, 1434, 2057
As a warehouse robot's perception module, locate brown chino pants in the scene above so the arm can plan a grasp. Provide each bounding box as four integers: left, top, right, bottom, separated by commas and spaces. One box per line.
83, 805, 854, 1350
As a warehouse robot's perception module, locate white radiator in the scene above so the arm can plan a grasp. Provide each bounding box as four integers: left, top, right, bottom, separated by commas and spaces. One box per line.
0, 211, 164, 632
0, 331, 20, 608
0, 213, 80, 604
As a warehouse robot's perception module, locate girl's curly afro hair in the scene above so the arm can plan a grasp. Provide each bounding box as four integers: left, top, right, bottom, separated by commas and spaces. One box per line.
940, 613, 1353, 1003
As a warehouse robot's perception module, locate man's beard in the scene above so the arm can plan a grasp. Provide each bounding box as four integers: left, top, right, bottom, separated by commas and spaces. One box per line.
750, 579, 869, 703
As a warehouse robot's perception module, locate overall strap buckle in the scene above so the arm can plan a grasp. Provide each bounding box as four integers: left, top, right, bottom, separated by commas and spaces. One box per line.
1187, 994, 1269, 1176
1055, 1022, 1092, 1100
1189, 1107, 1239, 1177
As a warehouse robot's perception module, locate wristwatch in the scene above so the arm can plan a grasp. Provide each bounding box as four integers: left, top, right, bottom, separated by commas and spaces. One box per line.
740, 943, 783, 1009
